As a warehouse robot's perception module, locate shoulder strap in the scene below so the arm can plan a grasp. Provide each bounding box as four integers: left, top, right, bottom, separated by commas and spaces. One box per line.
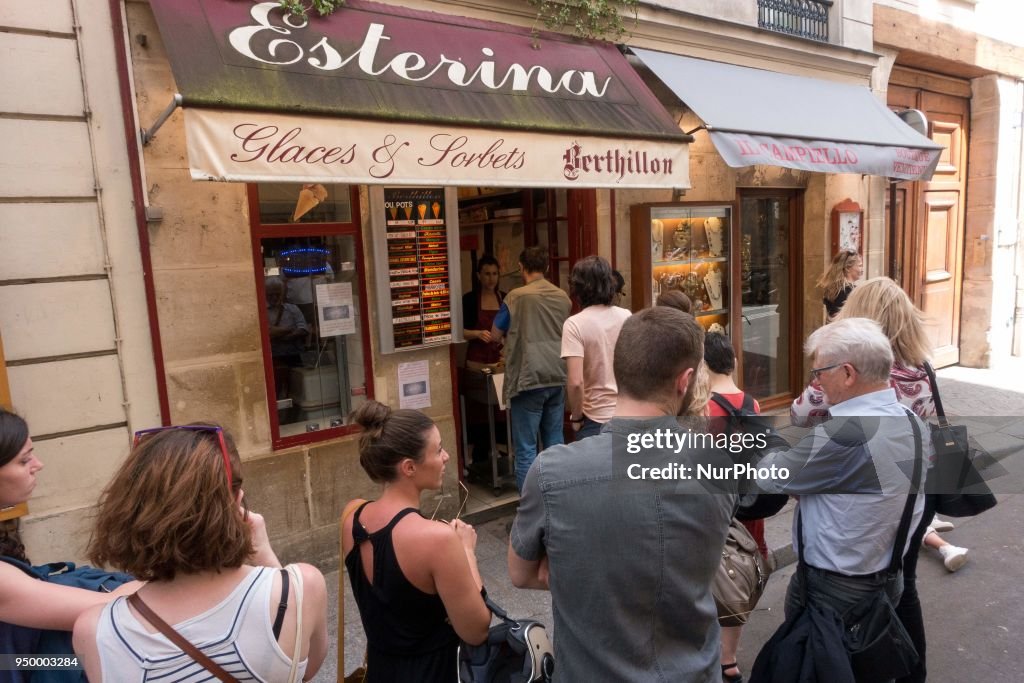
922, 361, 948, 424
709, 392, 739, 417
127, 593, 240, 683
888, 410, 924, 575
285, 565, 304, 683
272, 568, 289, 641
739, 393, 756, 414
338, 499, 367, 680
0, 555, 42, 579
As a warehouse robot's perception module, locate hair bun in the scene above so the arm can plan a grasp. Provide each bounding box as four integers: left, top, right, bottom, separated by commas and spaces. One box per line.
351, 400, 391, 434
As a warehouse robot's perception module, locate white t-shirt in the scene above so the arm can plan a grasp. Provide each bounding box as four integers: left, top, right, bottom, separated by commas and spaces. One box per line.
561, 305, 632, 423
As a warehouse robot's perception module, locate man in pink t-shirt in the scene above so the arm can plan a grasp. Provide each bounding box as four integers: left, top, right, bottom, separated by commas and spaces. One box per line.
561, 256, 632, 439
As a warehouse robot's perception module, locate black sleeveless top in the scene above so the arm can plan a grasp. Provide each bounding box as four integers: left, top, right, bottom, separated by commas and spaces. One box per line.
345, 503, 459, 682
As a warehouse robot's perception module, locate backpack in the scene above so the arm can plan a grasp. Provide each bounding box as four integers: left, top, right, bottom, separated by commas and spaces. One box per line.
0, 556, 133, 683
708, 393, 789, 521
709, 392, 767, 434
458, 596, 554, 683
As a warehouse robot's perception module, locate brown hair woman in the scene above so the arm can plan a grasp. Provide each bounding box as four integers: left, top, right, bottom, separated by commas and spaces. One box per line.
73, 425, 328, 682
342, 400, 490, 682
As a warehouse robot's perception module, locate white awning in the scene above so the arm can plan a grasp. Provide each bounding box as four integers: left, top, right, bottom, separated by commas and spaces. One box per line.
631, 49, 943, 181
185, 109, 689, 189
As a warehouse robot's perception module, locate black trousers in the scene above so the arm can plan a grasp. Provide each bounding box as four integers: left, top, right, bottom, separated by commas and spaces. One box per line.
895, 494, 938, 683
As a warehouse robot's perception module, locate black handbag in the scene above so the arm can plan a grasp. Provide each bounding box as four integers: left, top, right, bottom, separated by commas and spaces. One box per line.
842, 584, 918, 682
458, 595, 554, 683
923, 363, 998, 518
839, 411, 924, 682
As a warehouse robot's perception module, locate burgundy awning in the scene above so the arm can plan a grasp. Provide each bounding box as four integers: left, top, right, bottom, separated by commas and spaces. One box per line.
146, 0, 691, 188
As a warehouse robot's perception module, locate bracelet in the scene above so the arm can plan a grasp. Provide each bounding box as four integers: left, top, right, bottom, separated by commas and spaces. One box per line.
570, 417, 585, 424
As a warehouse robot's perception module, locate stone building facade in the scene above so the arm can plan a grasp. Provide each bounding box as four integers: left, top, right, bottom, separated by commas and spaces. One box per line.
2, 0, 1021, 568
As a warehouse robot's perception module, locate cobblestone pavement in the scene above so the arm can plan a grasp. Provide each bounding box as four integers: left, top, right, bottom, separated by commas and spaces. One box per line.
317, 359, 1024, 682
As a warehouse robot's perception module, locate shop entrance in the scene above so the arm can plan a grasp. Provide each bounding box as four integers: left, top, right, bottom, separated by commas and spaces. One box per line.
737, 189, 804, 408
453, 188, 596, 515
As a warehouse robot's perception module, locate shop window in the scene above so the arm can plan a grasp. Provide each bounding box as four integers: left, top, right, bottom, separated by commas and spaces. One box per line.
249, 184, 372, 448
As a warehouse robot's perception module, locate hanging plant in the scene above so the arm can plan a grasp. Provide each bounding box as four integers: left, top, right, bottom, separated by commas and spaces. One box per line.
278, 0, 345, 18
276, 0, 637, 43
526, 0, 639, 41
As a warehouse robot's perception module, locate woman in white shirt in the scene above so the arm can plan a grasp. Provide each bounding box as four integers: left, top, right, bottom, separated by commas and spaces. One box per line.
74, 425, 328, 682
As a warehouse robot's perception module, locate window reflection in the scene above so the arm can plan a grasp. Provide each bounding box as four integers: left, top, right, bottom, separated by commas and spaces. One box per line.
261, 234, 367, 437
259, 183, 353, 224
740, 195, 792, 398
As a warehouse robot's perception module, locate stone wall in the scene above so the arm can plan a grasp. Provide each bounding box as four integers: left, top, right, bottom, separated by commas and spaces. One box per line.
1, 0, 161, 561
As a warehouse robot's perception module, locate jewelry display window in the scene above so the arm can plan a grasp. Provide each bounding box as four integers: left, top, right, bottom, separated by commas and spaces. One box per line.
631, 203, 733, 335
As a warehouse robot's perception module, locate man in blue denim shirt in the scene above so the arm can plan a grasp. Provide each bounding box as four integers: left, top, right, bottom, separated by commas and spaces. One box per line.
508, 307, 735, 682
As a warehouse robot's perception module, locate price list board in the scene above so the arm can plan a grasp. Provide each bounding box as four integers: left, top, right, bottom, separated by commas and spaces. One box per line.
383, 188, 452, 349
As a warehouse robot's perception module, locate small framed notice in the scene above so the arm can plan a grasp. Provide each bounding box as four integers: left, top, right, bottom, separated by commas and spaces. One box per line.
398, 360, 431, 410
831, 198, 864, 257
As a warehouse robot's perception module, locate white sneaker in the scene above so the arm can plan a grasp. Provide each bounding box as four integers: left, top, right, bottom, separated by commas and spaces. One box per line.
939, 545, 969, 572
931, 517, 955, 533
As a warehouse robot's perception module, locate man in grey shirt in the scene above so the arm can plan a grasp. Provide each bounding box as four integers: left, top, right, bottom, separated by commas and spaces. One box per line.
755, 318, 929, 618
508, 307, 735, 682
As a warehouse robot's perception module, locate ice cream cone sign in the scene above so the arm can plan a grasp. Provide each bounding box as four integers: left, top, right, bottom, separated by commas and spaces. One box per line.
291, 183, 329, 222
417, 203, 427, 220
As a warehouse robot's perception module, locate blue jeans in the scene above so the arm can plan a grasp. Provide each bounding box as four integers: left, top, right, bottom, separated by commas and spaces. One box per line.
510, 386, 565, 491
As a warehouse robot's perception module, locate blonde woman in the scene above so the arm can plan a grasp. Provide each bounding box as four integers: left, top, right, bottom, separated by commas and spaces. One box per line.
791, 276, 966, 683
816, 249, 862, 321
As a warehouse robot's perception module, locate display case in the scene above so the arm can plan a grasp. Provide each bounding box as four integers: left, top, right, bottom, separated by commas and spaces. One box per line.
630, 203, 734, 335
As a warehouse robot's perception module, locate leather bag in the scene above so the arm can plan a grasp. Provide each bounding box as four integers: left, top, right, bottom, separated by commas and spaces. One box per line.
923, 363, 998, 518
713, 518, 769, 627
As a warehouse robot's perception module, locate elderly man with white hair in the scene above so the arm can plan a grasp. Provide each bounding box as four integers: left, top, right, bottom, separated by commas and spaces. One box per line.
754, 317, 931, 624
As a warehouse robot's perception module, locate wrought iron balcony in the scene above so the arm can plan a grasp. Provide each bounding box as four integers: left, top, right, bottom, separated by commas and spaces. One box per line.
758, 0, 832, 42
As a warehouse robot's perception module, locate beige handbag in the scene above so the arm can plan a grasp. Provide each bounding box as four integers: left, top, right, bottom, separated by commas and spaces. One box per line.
712, 519, 769, 627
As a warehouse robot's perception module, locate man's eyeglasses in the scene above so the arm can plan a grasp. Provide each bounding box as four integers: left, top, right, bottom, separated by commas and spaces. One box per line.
809, 362, 849, 381
133, 425, 234, 487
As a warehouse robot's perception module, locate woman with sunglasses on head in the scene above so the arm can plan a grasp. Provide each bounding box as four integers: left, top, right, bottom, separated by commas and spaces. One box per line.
0, 409, 142, 678
817, 248, 862, 322
791, 277, 965, 683
342, 400, 490, 682
73, 424, 328, 682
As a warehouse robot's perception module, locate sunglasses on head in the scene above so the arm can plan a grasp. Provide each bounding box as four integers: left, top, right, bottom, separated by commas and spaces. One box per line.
133, 425, 234, 487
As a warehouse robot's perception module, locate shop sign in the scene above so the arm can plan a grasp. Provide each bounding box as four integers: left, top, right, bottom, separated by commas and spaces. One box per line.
185, 109, 690, 189
711, 132, 941, 181
149, 0, 687, 144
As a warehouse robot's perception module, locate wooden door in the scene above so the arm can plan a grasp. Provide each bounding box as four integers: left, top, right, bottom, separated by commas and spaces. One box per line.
887, 78, 969, 367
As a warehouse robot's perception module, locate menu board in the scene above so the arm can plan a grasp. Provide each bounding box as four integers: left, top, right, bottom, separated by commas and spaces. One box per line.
383, 188, 452, 349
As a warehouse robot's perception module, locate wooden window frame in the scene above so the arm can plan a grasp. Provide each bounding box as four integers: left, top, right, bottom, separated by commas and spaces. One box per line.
247, 185, 375, 450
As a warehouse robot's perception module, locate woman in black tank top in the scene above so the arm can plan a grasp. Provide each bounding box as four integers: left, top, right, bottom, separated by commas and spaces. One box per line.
343, 401, 490, 682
